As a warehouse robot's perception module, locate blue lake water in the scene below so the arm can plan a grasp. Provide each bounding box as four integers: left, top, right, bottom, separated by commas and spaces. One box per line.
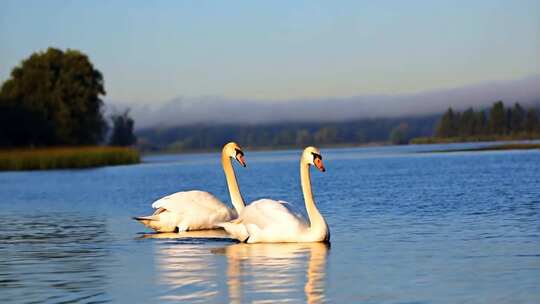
1, 143, 539, 303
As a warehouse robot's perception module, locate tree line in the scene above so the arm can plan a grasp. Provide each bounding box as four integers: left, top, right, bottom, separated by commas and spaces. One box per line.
137, 115, 438, 151
436, 101, 540, 138
0, 48, 136, 148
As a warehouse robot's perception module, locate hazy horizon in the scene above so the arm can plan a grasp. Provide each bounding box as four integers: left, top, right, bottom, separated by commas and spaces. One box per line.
116, 74, 540, 129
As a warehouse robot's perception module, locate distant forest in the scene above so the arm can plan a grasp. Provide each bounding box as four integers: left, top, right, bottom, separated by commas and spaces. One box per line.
137, 115, 439, 151
137, 100, 540, 152
434, 101, 540, 139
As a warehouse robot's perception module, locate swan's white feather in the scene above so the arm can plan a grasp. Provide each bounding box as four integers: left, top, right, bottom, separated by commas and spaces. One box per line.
138, 190, 235, 231
241, 199, 307, 230
220, 199, 310, 243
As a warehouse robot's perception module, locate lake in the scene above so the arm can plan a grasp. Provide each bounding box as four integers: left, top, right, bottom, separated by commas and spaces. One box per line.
1, 143, 539, 303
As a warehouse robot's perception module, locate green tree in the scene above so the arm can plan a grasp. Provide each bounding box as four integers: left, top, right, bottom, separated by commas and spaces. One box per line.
510, 102, 525, 133
488, 101, 506, 135
389, 123, 409, 145
314, 126, 338, 144
295, 129, 312, 146
0, 48, 106, 146
273, 129, 295, 146
458, 107, 476, 136
355, 129, 366, 143
109, 110, 137, 146
436, 108, 458, 137
473, 110, 487, 135
524, 108, 539, 133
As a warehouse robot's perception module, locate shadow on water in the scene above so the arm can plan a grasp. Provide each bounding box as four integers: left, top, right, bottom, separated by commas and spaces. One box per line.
0, 214, 111, 303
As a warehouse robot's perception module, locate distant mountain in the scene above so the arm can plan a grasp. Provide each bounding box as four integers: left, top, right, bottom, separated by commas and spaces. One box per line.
112, 74, 540, 130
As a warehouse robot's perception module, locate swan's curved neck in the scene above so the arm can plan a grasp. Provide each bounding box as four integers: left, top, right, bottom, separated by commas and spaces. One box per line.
222, 151, 245, 213
300, 161, 327, 239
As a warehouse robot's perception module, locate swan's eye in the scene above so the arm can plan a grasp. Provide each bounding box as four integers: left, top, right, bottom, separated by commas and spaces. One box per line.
311, 152, 322, 161
235, 148, 244, 157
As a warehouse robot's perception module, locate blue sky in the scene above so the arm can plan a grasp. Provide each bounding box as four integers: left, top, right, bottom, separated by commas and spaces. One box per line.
1, 0, 539, 104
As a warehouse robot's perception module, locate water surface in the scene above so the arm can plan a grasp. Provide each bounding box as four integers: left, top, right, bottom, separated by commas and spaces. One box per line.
1, 143, 539, 303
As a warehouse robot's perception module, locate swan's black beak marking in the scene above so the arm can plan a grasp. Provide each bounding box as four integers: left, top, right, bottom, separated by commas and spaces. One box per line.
312, 152, 325, 172
235, 149, 246, 167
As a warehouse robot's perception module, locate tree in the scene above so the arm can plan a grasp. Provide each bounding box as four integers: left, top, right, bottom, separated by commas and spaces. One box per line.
488, 101, 506, 135
473, 110, 487, 135
314, 126, 338, 144
389, 123, 409, 145
459, 107, 476, 136
524, 108, 539, 133
295, 129, 312, 146
0, 48, 106, 146
109, 110, 137, 146
355, 129, 366, 143
510, 102, 525, 134
436, 108, 458, 137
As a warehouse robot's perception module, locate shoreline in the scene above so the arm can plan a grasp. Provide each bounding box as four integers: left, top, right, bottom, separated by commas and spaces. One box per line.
140, 138, 540, 156
423, 143, 540, 153
411, 134, 540, 145
140, 142, 389, 156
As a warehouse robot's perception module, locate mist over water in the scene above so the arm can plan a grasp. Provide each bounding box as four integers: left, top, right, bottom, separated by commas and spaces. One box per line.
117, 75, 540, 129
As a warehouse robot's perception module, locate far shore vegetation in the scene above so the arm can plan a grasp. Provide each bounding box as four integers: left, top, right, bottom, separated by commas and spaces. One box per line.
136, 100, 540, 153
411, 101, 540, 144
425, 143, 540, 153
0, 48, 138, 171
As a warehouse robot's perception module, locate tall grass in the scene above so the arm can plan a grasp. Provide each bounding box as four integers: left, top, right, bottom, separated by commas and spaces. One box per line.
0, 146, 140, 171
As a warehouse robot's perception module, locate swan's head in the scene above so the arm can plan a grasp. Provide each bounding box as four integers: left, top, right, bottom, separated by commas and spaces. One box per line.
302, 146, 325, 172
223, 142, 247, 167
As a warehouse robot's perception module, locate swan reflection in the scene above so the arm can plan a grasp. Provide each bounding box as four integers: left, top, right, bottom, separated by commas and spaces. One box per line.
142, 230, 233, 303
138, 229, 231, 240
213, 242, 329, 304
146, 231, 328, 303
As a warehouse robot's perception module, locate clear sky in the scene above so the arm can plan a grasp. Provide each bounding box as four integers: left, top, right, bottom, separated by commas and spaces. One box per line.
1, 0, 539, 103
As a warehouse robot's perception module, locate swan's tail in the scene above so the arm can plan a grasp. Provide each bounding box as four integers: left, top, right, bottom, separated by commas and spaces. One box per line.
133, 208, 178, 232
216, 220, 249, 242
133, 215, 162, 230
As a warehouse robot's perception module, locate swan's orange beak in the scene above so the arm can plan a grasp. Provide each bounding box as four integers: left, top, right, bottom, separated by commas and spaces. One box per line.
236, 154, 247, 167
314, 158, 325, 172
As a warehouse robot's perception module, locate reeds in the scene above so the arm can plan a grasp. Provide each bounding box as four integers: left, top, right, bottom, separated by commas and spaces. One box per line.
0, 146, 140, 171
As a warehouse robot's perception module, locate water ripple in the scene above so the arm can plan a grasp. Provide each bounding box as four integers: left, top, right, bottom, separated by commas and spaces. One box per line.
0, 214, 112, 304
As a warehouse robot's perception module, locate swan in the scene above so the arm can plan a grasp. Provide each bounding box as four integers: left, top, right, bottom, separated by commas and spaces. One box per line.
218, 146, 329, 243
134, 142, 247, 232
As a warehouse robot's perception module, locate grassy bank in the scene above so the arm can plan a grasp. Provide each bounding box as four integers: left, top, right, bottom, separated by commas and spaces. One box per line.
0, 146, 140, 171
426, 143, 540, 153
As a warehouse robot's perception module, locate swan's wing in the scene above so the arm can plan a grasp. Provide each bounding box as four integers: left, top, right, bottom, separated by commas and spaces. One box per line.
276, 200, 308, 222
241, 199, 306, 230
150, 190, 234, 230
151, 190, 228, 214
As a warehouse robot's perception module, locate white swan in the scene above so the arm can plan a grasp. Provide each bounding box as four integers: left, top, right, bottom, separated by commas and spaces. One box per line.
218, 146, 329, 243
134, 142, 246, 232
